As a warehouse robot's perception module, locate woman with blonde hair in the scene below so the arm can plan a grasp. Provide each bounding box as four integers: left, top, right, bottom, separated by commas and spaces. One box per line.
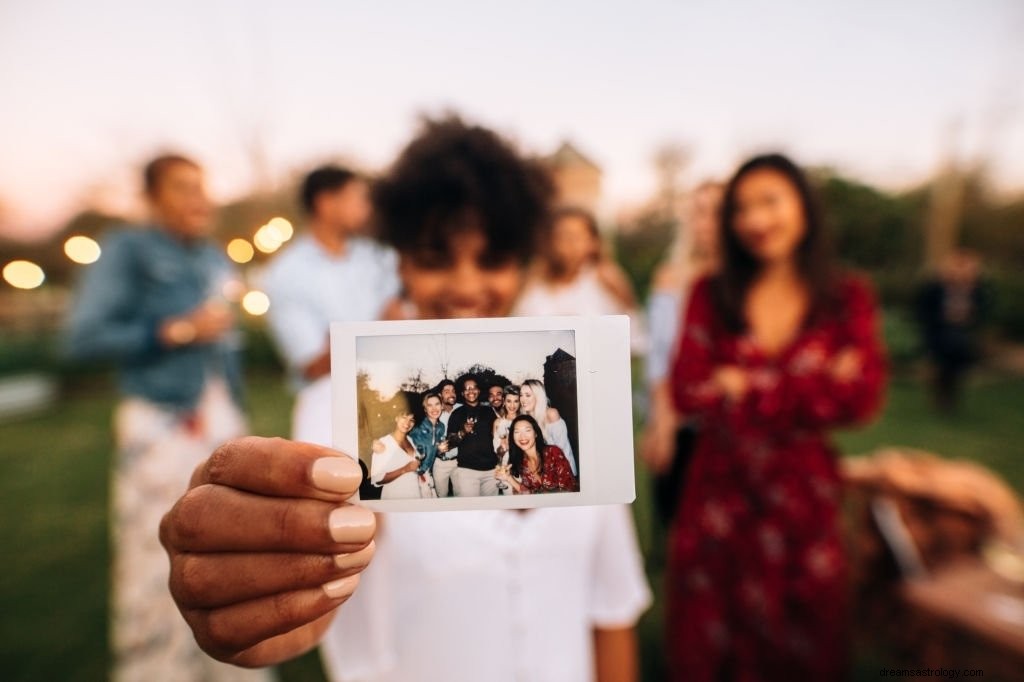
519, 378, 577, 477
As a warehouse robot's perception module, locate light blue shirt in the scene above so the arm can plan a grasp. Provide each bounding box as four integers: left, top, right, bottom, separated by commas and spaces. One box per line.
262, 233, 400, 389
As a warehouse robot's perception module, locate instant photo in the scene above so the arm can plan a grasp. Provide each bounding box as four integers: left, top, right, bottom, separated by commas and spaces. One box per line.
331, 316, 635, 511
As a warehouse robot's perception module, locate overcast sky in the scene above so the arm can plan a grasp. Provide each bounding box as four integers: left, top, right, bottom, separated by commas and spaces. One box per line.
2, 0, 1022, 240
357, 329, 575, 397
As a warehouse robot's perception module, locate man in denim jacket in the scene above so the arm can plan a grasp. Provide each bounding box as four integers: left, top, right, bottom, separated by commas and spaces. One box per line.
65, 155, 264, 682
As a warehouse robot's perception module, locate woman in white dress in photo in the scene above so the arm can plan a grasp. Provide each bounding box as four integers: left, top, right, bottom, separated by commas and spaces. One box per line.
519, 379, 577, 477
370, 405, 425, 499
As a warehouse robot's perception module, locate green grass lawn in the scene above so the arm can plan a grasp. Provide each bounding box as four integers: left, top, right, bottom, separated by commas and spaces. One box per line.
1, 371, 1021, 681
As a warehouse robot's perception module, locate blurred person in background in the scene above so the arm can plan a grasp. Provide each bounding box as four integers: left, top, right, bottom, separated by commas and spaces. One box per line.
262, 165, 400, 390
159, 116, 650, 682
640, 180, 723, 525
65, 154, 267, 681
666, 154, 887, 681
915, 247, 990, 413
514, 206, 643, 349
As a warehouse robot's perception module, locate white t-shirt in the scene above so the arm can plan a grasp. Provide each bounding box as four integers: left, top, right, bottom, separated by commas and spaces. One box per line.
292, 378, 652, 682
262, 234, 400, 389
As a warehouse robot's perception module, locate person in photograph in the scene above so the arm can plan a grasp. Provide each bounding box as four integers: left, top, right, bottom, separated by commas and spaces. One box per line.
640, 180, 724, 524
486, 382, 505, 416
497, 415, 578, 495
262, 165, 400, 390
492, 385, 521, 495
370, 401, 429, 500
519, 378, 578, 477
513, 206, 644, 351
492, 384, 521, 457
431, 378, 461, 497
446, 374, 500, 496
65, 154, 264, 682
408, 392, 449, 477
666, 154, 887, 681
159, 115, 650, 682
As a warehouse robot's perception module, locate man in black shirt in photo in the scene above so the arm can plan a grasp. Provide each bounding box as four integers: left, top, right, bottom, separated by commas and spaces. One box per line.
447, 374, 499, 496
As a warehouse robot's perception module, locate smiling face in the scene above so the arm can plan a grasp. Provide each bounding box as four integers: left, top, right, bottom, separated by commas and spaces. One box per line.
440, 384, 457, 406
395, 413, 415, 434
424, 396, 442, 421
399, 228, 524, 320
503, 392, 520, 416
461, 379, 480, 406
512, 419, 538, 452
519, 384, 535, 412
488, 386, 504, 409
730, 168, 807, 266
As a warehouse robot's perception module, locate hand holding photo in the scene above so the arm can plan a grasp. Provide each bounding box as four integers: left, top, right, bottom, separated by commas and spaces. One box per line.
331, 315, 635, 511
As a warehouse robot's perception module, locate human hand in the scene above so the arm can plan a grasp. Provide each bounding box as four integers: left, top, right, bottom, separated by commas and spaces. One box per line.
159, 437, 376, 667
830, 348, 862, 383
437, 440, 449, 454
712, 366, 749, 402
159, 301, 234, 347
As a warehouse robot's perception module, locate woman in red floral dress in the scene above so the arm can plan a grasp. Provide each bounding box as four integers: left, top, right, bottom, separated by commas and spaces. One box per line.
499, 414, 579, 494
666, 154, 887, 681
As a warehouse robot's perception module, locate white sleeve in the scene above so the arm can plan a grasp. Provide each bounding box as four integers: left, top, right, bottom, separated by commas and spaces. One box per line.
369, 444, 392, 486
546, 418, 577, 477
587, 505, 652, 628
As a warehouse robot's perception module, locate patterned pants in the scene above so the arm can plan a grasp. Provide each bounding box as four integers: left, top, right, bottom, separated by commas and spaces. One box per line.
110, 382, 275, 682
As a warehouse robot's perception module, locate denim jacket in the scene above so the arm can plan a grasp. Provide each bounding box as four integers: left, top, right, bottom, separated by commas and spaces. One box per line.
408, 417, 447, 474
64, 226, 244, 411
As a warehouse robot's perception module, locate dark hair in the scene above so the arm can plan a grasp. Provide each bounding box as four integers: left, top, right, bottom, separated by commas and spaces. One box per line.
507, 414, 548, 478
371, 115, 554, 265
144, 154, 199, 197
502, 385, 520, 397
434, 379, 456, 394
300, 165, 359, 215
455, 373, 479, 396
540, 205, 603, 279
712, 153, 839, 333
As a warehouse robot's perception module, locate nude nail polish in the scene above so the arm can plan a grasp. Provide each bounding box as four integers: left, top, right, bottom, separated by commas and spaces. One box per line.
312, 456, 361, 493
329, 506, 375, 543
334, 540, 376, 570
322, 574, 360, 600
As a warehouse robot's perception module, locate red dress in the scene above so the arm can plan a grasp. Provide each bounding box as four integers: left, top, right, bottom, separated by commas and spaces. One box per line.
519, 445, 578, 493
667, 275, 886, 681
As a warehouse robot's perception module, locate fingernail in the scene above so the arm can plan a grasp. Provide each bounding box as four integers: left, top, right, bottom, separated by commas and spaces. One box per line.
329, 506, 375, 543
322, 574, 360, 600
334, 540, 376, 570
312, 456, 361, 493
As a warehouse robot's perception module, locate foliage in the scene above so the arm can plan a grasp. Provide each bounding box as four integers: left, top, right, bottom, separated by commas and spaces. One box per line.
612, 207, 677, 302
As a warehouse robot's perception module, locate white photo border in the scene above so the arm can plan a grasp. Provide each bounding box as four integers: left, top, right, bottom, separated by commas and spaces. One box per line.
330, 315, 635, 512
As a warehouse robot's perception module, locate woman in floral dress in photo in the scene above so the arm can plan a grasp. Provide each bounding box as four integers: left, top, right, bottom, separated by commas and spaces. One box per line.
666, 154, 887, 681
498, 415, 579, 494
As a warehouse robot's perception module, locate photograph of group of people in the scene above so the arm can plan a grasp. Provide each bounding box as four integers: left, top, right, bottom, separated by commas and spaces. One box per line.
354, 330, 580, 500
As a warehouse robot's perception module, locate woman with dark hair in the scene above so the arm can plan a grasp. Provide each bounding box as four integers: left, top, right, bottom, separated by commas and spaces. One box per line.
497, 415, 578, 494
369, 399, 430, 500
160, 116, 649, 682
665, 154, 887, 680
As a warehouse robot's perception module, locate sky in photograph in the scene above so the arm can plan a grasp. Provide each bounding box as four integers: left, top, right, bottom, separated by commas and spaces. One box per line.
1, 0, 1022, 240
357, 329, 575, 397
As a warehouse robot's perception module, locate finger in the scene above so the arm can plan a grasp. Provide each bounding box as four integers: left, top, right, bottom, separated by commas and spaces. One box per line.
171, 541, 376, 609
191, 436, 362, 501
162, 486, 375, 553
186, 578, 360, 660
228, 611, 337, 668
